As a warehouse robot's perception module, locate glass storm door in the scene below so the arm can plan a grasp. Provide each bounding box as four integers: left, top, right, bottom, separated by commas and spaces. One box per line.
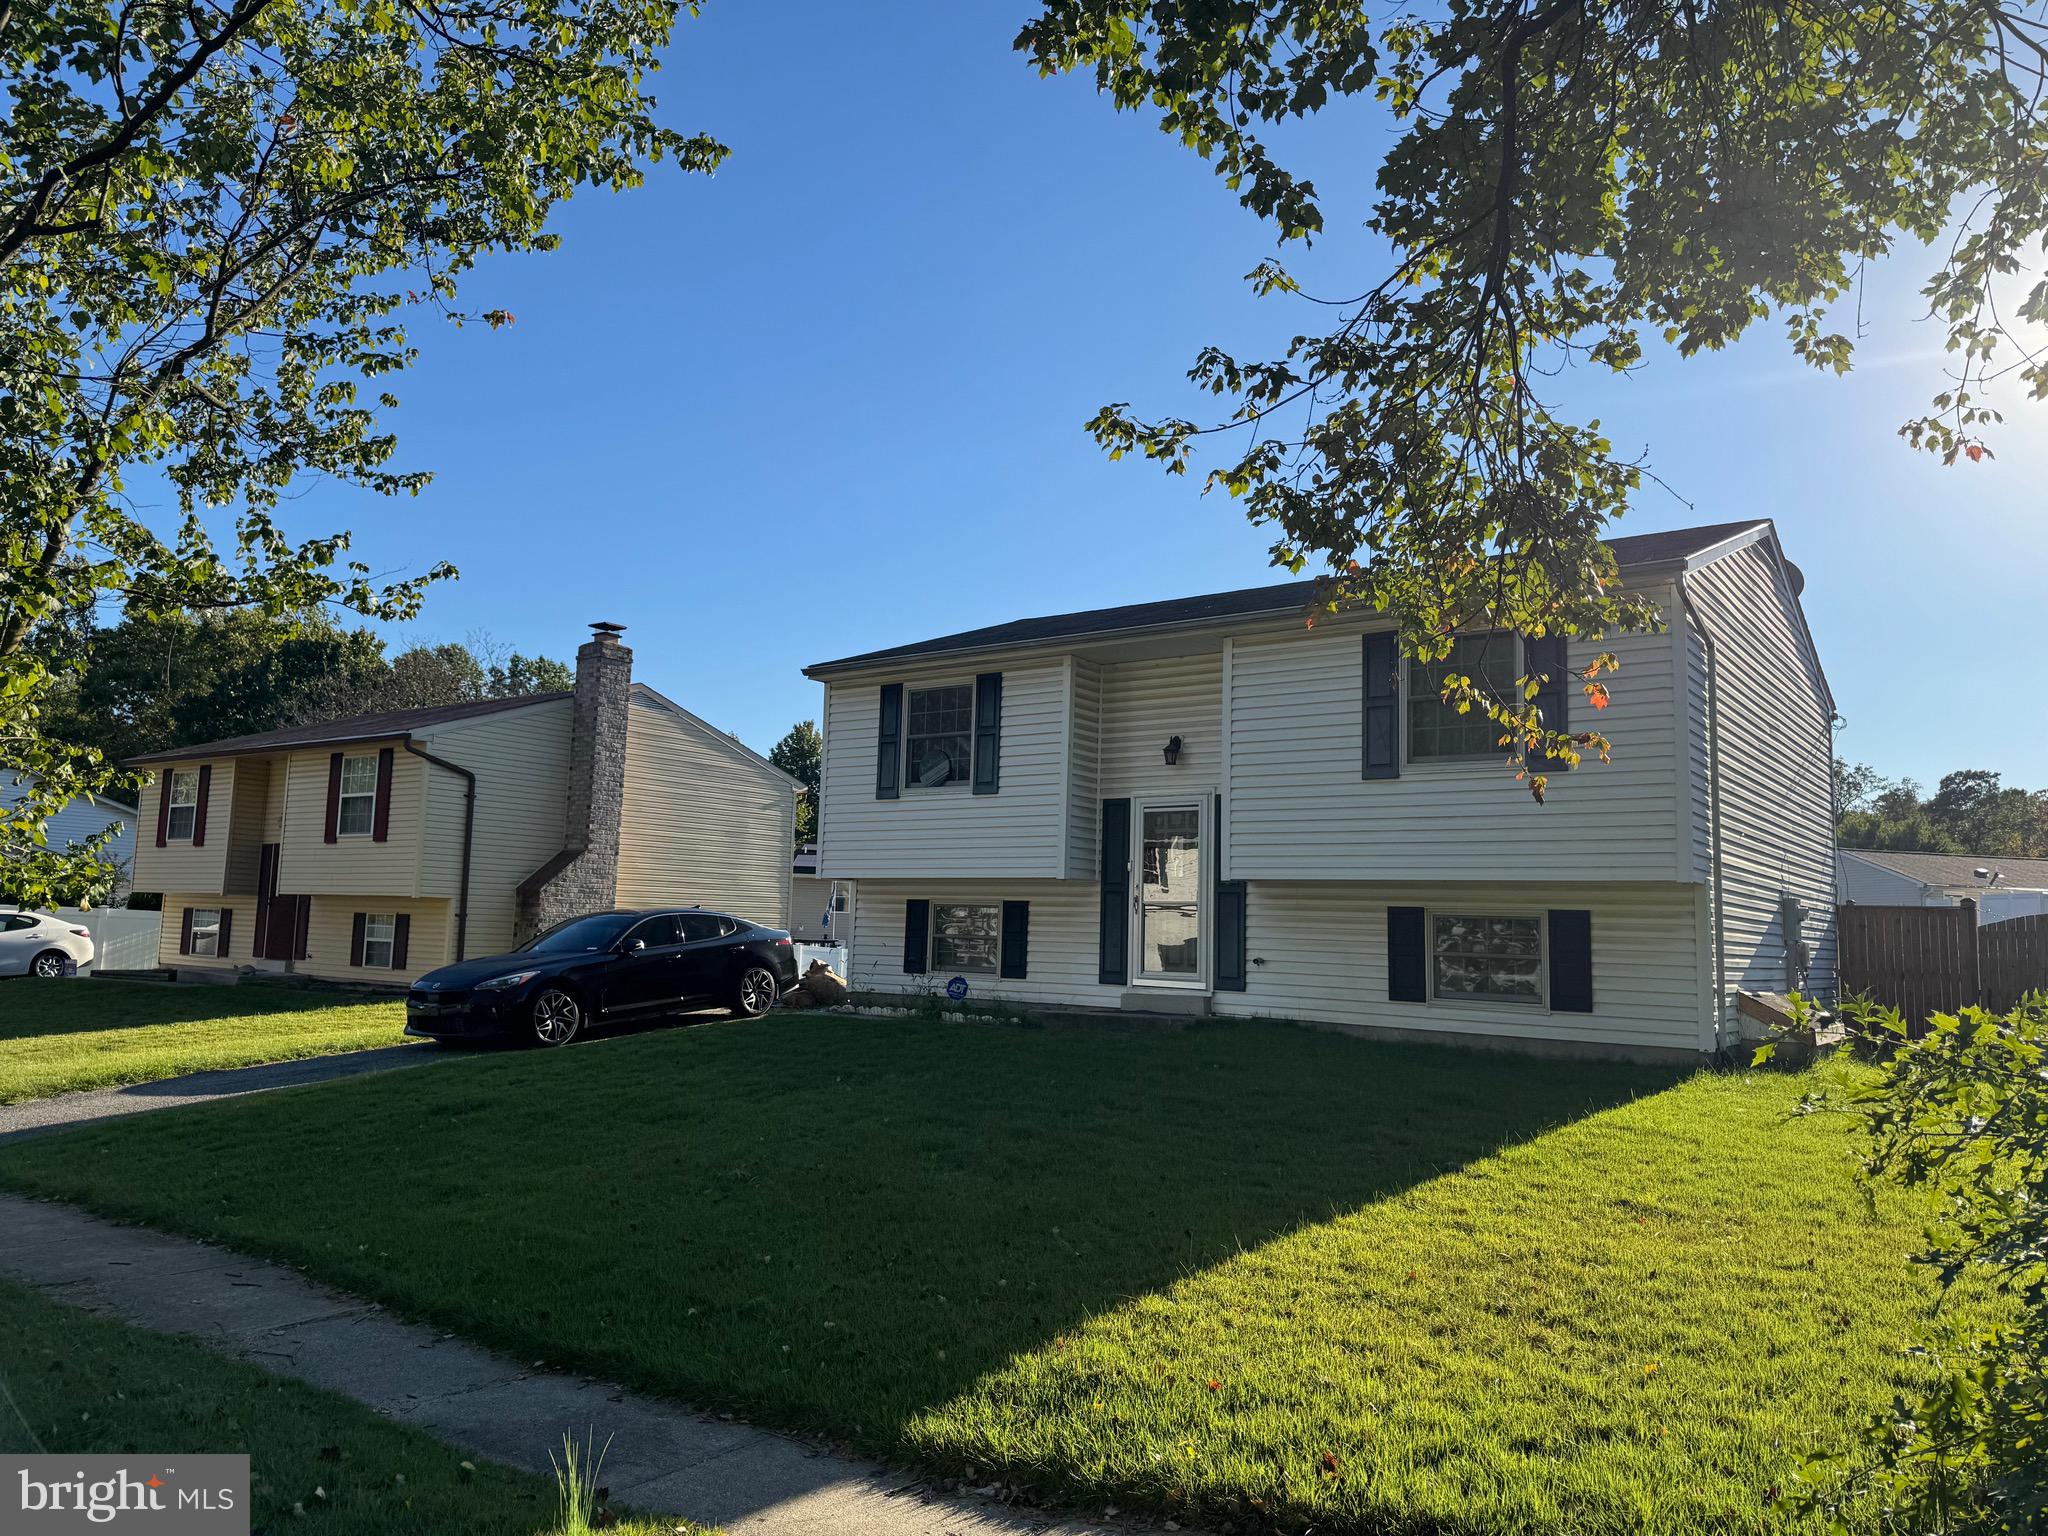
1136, 802, 1203, 983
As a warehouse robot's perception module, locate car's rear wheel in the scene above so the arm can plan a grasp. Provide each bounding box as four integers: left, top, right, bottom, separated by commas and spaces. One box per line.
531, 987, 582, 1047
29, 949, 71, 979
733, 965, 778, 1019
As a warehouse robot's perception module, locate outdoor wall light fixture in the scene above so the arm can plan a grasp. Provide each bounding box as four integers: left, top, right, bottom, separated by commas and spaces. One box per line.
1163, 735, 1182, 767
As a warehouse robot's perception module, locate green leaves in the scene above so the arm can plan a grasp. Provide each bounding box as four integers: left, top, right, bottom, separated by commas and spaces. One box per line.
0, 0, 721, 903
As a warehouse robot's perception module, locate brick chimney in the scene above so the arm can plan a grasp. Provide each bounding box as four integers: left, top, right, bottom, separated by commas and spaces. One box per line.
515, 622, 632, 938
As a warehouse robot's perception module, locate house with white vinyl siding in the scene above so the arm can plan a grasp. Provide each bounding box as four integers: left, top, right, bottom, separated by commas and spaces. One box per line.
129, 624, 800, 986
805, 520, 1836, 1061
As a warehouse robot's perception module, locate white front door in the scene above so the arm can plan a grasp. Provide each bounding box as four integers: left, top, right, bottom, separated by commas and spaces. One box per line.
1134, 800, 1205, 987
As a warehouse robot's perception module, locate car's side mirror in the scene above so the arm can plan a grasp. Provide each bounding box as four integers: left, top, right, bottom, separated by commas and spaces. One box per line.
623, 938, 646, 955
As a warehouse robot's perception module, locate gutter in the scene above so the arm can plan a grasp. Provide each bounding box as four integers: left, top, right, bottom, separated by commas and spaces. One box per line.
403, 740, 476, 962
1675, 576, 1728, 1048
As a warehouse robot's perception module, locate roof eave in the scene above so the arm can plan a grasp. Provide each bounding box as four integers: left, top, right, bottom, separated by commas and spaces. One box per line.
126, 730, 417, 769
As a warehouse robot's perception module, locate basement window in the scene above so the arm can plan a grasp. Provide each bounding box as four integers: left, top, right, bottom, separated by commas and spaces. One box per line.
930, 903, 998, 974
1430, 912, 1544, 1005
362, 912, 397, 970
189, 908, 223, 958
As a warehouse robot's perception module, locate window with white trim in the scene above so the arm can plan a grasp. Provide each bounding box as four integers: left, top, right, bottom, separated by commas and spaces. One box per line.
189, 908, 223, 958
337, 753, 379, 836
166, 768, 200, 841
1407, 634, 1519, 762
930, 903, 998, 974
362, 912, 398, 970
905, 685, 973, 789
1431, 912, 1544, 1005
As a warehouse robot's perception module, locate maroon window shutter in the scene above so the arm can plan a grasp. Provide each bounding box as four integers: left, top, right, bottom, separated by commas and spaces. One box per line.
349, 912, 366, 967
293, 898, 312, 961
324, 753, 343, 843
190, 764, 212, 846
178, 908, 194, 956
391, 913, 411, 971
216, 908, 234, 959
155, 773, 172, 847
373, 747, 395, 842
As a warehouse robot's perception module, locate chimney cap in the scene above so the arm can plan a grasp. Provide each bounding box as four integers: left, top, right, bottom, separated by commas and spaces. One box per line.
590, 621, 627, 636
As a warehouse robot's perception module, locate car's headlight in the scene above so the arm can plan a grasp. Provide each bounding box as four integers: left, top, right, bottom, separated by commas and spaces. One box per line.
476, 970, 539, 991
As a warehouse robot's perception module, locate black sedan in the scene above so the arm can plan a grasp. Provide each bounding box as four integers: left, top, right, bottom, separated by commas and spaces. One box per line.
404, 908, 798, 1047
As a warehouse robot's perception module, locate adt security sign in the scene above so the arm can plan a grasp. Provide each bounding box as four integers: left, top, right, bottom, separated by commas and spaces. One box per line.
945, 976, 969, 1001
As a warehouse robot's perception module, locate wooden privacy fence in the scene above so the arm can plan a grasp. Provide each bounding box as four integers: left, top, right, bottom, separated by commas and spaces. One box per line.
1837, 900, 2048, 1027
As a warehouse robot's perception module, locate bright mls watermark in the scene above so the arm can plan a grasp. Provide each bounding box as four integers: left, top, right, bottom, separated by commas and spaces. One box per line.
4, 1456, 248, 1534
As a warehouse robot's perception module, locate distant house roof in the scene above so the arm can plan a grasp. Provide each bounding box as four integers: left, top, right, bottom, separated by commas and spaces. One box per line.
125, 692, 569, 766
805, 518, 1776, 677
1839, 848, 2048, 891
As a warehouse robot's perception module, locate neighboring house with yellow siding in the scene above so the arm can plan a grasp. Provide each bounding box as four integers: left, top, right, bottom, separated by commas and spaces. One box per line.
128, 624, 800, 985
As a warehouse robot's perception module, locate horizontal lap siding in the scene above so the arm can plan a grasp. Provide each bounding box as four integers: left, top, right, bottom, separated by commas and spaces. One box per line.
1212, 881, 1705, 1052
420, 700, 572, 960
223, 759, 270, 896
155, 891, 259, 970
848, 880, 1104, 1008
788, 875, 836, 941
1225, 604, 1685, 882
1065, 658, 1102, 880
819, 661, 1068, 880
298, 896, 451, 985
278, 744, 422, 897
1687, 543, 1837, 1020
615, 697, 795, 928
1099, 652, 1222, 801
133, 762, 235, 895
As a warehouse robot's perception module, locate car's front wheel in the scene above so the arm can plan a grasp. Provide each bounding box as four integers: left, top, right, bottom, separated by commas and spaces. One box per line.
733, 965, 778, 1019
29, 949, 72, 979
530, 987, 582, 1047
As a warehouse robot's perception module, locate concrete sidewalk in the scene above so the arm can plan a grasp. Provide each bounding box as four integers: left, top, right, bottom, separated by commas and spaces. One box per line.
0, 1043, 448, 1142
0, 1195, 1146, 1536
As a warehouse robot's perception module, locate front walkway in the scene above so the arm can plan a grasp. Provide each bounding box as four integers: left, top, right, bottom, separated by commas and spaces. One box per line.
0, 1194, 1142, 1536
0, 1043, 446, 1142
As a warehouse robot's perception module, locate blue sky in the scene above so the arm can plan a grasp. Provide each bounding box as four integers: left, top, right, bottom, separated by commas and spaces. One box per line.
258, 0, 2045, 789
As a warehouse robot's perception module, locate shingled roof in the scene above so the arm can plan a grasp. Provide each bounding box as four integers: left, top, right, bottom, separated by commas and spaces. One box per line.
1839, 848, 2048, 892
806, 519, 1774, 677
126, 691, 569, 766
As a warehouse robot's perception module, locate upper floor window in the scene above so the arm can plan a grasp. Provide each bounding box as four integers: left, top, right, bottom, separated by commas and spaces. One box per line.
337, 753, 379, 836
905, 684, 973, 789
166, 768, 200, 841
1407, 634, 1518, 762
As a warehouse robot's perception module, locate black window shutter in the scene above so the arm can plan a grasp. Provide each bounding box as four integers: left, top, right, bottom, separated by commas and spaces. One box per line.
349, 911, 366, 968
1548, 909, 1593, 1012
216, 908, 233, 959
876, 684, 902, 800
1362, 633, 1400, 779
178, 907, 194, 956
972, 673, 1003, 796
1098, 798, 1131, 986
902, 898, 929, 974
324, 753, 343, 842
1213, 793, 1247, 991
293, 897, 312, 961
1526, 635, 1571, 771
1387, 905, 1427, 1002
1000, 900, 1029, 979
392, 913, 411, 971
155, 774, 171, 847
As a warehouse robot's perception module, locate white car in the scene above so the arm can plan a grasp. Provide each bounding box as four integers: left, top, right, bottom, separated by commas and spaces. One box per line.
0, 910, 95, 978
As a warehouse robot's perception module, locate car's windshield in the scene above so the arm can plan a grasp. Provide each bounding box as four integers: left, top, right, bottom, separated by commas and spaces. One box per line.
518, 913, 638, 954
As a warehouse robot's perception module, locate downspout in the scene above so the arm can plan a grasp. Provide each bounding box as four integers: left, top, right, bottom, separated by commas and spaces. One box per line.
404, 740, 475, 962
1676, 576, 1727, 1049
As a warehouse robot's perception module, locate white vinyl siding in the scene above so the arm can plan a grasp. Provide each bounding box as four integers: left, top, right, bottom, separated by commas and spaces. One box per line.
0, 777, 137, 896
1683, 541, 1837, 1028
848, 880, 1103, 1007
818, 660, 1069, 880
1063, 657, 1103, 880
1224, 597, 1686, 882
613, 691, 797, 928
1099, 651, 1222, 801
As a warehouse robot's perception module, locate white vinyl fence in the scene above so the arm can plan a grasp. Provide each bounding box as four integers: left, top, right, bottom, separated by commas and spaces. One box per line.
57, 906, 162, 973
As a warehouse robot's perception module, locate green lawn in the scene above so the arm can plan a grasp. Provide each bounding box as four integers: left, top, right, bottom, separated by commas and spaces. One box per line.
0, 1280, 706, 1535
0, 1016, 1958, 1534
0, 978, 408, 1102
